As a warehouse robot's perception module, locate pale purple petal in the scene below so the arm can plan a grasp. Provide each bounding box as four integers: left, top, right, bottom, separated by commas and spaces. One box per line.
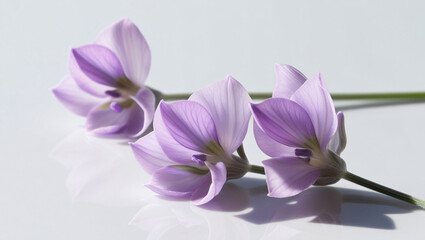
159, 101, 219, 153
52, 75, 102, 116
130, 132, 176, 174
189, 76, 252, 155
250, 98, 316, 148
263, 157, 321, 198
129, 87, 156, 136
96, 18, 151, 86
290, 76, 337, 152
153, 103, 202, 165
70, 44, 126, 87
146, 166, 210, 199
273, 64, 307, 98
328, 112, 347, 155
85, 103, 131, 136
191, 162, 227, 205
253, 120, 295, 157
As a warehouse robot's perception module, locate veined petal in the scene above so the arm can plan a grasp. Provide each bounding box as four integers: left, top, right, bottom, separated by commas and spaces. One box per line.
263, 157, 321, 198
189, 76, 252, 155
328, 112, 347, 155
70, 44, 126, 87
128, 87, 156, 136
250, 98, 316, 148
96, 18, 151, 86
191, 162, 227, 205
291, 75, 337, 152
130, 132, 177, 174
146, 165, 210, 199
154, 102, 203, 165
85, 103, 131, 136
52, 75, 101, 116
253, 121, 295, 157
273, 64, 307, 98
159, 100, 219, 153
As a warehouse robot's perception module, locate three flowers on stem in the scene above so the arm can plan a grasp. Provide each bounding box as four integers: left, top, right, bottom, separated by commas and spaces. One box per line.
53, 18, 425, 208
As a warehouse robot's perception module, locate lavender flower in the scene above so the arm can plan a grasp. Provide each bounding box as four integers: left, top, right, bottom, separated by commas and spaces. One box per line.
131, 76, 252, 205
52, 18, 156, 137
250, 64, 347, 198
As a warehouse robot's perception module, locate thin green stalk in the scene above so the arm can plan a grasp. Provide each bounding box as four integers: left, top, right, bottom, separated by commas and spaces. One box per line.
248, 164, 265, 175
162, 92, 425, 101
343, 171, 425, 208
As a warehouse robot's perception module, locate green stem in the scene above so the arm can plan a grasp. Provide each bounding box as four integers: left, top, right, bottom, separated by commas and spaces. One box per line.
248, 164, 265, 175
343, 171, 425, 208
162, 92, 425, 101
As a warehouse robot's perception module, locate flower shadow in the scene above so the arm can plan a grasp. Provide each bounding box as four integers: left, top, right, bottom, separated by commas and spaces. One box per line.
200, 177, 420, 230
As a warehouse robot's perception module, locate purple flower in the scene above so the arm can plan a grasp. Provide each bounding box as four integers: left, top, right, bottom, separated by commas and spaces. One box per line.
52, 18, 156, 138
131, 76, 252, 205
251, 64, 347, 198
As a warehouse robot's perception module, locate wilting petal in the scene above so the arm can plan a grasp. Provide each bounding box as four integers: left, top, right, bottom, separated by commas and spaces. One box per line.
189, 76, 252, 155
96, 18, 151, 86
52, 75, 101, 116
191, 162, 227, 205
328, 112, 347, 155
253, 121, 295, 157
251, 98, 316, 147
291, 76, 337, 151
86, 103, 131, 136
263, 157, 321, 198
130, 132, 176, 174
146, 166, 210, 199
129, 87, 156, 136
70, 44, 126, 87
154, 104, 202, 165
159, 101, 219, 152
273, 64, 307, 98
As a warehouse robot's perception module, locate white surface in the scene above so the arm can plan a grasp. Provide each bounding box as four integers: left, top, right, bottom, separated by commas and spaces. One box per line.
1, 0, 425, 239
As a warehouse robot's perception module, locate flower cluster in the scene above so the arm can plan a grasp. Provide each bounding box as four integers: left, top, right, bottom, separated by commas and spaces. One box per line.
54, 18, 425, 208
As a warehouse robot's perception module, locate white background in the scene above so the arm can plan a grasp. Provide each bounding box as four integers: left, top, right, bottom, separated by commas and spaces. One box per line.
1, 0, 425, 239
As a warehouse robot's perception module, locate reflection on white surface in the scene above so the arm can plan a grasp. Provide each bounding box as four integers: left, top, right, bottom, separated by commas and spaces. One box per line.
50, 129, 150, 206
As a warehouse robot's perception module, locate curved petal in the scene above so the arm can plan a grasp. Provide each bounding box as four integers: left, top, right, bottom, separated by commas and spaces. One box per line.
328, 112, 347, 155
52, 75, 102, 116
191, 162, 227, 205
253, 120, 295, 157
158, 101, 219, 153
250, 99, 316, 148
96, 18, 151, 86
85, 103, 132, 136
291, 76, 337, 152
153, 103, 202, 165
273, 64, 307, 98
189, 76, 252, 155
128, 87, 156, 136
130, 132, 177, 174
263, 157, 321, 198
146, 165, 210, 199
70, 44, 126, 87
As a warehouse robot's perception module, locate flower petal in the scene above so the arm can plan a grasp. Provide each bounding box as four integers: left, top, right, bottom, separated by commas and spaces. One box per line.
52, 75, 101, 116
128, 87, 156, 136
70, 44, 126, 87
96, 18, 151, 86
189, 76, 252, 155
130, 132, 176, 174
273, 64, 307, 98
191, 162, 227, 205
291, 75, 337, 152
253, 120, 295, 157
250, 98, 316, 148
158, 100, 219, 153
146, 165, 210, 199
328, 112, 347, 155
263, 157, 321, 198
85, 103, 131, 136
